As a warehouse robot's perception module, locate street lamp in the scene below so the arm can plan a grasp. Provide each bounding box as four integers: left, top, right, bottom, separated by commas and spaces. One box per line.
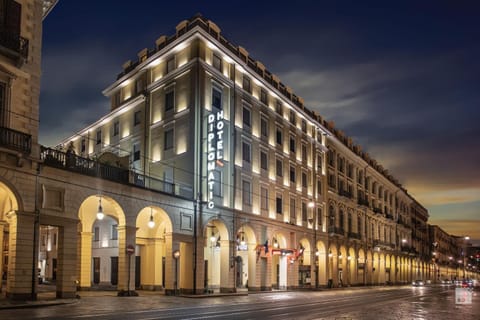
308, 200, 318, 288
148, 207, 155, 229
173, 250, 180, 295
96, 196, 104, 220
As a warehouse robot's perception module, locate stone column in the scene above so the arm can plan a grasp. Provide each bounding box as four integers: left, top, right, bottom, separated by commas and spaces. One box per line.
0, 221, 5, 292
6, 211, 37, 300
78, 232, 92, 289
219, 239, 234, 293
117, 225, 137, 295
56, 223, 78, 298
164, 232, 174, 295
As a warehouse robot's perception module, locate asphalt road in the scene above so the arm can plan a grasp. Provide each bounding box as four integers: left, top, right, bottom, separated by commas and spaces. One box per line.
1, 285, 479, 320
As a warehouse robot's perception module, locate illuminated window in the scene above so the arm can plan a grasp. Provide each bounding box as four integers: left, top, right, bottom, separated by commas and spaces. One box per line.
242, 141, 251, 163
164, 129, 174, 150
134, 110, 141, 126
212, 87, 222, 110
261, 187, 268, 210
165, 90, 174, 112
276, 193, 283, 214
242, 180, 251, 205
113, 121, 119, 136
260, 150, 268, 171
213, 54, 222, 72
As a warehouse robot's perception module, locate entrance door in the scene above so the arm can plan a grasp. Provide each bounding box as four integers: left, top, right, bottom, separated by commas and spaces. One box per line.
111, 257, 118, 285
260, 257, 267, 290
52, 258, 57, 281
236, 256, 243, 287
135, 256, 141, 289
93, 257, 100, 284
162, 257, 166, 288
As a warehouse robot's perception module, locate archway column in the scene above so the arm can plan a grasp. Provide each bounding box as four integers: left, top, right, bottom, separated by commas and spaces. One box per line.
6, 211, 37, 300
78, 232, 92, 289
219, 238, 234, 293
117, 225, 137, 294
0, 221, 6, 292
56, 223, 78, 298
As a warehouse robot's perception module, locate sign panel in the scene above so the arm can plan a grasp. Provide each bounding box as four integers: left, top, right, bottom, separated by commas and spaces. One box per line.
206, 110, 224, 209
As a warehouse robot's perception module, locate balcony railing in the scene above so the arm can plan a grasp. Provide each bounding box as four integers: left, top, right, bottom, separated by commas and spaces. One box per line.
357, 198, 369, 207
339, 189, 353, 199
348, 232, 361, 240
41, 147, 129, 184
0, 126, 31, 154
40, 147, 194, 199
0, 29, 29, 60
329, 226, 345, 236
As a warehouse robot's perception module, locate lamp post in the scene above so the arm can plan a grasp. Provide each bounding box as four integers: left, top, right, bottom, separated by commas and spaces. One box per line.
463, 236, 470, 279
308, 201, 318, 288
173, 250, 180, 295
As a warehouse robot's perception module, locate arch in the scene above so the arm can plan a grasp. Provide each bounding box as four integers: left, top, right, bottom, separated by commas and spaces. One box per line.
271, 231, 289, 290
135, 206, 174, 291
77, 195, 126, 289
203, 218, 229, 293
357, 248, 366, 285
297, 238, 311, 288
316, 240, 328, 286
347, 247, 356, 285
235, 223, 257, 290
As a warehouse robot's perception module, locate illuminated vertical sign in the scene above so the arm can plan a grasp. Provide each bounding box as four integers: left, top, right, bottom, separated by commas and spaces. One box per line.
207, 110, 224, 209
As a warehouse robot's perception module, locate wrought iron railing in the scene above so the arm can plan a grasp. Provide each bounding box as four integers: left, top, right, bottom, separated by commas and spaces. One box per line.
0, 29, 28, 59
0, 126, 31, 154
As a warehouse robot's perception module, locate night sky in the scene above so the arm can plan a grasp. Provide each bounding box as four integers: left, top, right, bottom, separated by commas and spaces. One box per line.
39, 1, 480, 243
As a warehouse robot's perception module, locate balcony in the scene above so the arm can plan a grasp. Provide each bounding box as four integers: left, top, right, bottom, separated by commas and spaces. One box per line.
0, 29, 29, 64
372, 207, 383, 215
357, 198, 369, 207
329, 226, 345, 236
338, 189, 353, 199
348, 232, 361, 240
0, 126, 31, 154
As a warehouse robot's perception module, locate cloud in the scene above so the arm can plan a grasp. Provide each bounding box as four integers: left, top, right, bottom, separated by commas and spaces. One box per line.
429, 219, 480, 241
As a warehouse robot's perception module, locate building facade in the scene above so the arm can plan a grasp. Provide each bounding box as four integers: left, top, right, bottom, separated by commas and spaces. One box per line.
1, 12, 478, 300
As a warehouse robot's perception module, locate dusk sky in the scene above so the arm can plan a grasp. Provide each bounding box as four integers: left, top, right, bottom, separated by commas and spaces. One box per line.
39, 1, 480, 243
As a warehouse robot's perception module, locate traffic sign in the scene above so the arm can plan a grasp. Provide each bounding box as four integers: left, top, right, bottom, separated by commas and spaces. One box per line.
126, 245, 135, 255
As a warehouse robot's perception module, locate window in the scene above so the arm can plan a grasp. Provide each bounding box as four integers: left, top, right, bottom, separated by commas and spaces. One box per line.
317, 208, 323, 226
96, 130, 101, 145
167, 57, 175, 73
348, 213, 352, 233
94, 227, 100, 241
289, 109, 296, 125
242, 105, 251, 128
347, 163, 353, 178
260, 89, 267, 104
242, 180, 251, 205
290, 165, 296, 183
133, 143, 141, 162
275, 100, 282, 115
212, 87, 222, 110
260, 116, 268, 137
113, 121, 119, 136
242, 141, 251, 163
290, 197, 296, 222
317, 154, 322, 170
276, 193, 283, 214
328, 150, 335, 167
165, 90, 174, 112
302, 172, 307, 188
81, 139, 86, 152
242, 76, 251, 93
328, 173, 336, 188
302, 202, 307, 222
301, 119, 307, 133
317, 179, 322, 195
276, 127, 283, 145
164, 128, 174, 150
276, 158, 283, 177
261, 186, 268, 210
302, 144, 307, 163
134, 110, 141, 126
212, 54, 222, 72
111, 224, 118, 240
260, 150, 268, 171
339, 210, 344, 231
357, 216, 362, 234
289, 136, 296, 153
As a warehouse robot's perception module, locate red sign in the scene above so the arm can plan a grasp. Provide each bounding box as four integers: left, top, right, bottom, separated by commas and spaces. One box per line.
126, 245, 135, 255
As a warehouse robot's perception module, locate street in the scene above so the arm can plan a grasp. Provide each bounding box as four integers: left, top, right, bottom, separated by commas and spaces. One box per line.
1, 285, 479, 320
